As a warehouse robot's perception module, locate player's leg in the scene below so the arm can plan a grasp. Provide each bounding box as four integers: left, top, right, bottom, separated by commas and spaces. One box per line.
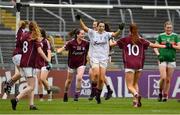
63, 68, 73, 102
36, 69, 43, 101
125, 69, 139, 107
158, 62, 167, 102
5, 54, 22, 94
134, 70, 142, 107
163, 62, 175, 102
74, 66, 86, 101
4, 66, 21, 94
40, 67, 51, 100
88, 68, 97, 100
104, 76, 113, 100
95, 60, 108, 104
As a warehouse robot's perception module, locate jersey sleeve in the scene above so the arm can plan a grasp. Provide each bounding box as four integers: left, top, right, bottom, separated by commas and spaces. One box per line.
87, 28, 94, 40
175, 34, 180, 43
35, 41, 42, 49
116, 38, 124, 49
155, 35, 161, 44
142, 39, 150, 50
107, 32, 113, 40
64, 41, 71, 51
46, 39, 51, 50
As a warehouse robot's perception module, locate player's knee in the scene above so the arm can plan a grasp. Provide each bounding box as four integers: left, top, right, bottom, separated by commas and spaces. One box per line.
40, 77, 46, 82
76, 77, 82, 83
99, 78, 104, 84
66, 79, 71, 85
166, 79, 170, 84
28, 86, 35, 92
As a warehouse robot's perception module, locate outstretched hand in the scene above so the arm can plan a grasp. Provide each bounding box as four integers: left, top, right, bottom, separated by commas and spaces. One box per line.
75, 14, 81, 20
119, 23, 125, 30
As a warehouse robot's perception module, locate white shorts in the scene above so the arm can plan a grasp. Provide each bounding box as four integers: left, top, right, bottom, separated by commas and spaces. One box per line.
20, 67, 36, 78
68, 65, 86, 74
159, 61, 176, 68
125, 68, 142, 73
12, 54, 22, 66
90, 58, 108, 68
36, 66, 49, 72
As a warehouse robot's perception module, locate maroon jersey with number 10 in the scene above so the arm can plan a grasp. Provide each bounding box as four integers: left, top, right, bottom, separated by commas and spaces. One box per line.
116, 36, 150, 69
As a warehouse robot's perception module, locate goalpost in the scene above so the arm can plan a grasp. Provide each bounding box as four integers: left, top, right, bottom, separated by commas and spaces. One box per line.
1, 1, 180, 34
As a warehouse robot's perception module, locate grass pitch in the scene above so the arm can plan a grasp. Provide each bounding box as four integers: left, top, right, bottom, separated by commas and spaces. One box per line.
0, 98, 180, 114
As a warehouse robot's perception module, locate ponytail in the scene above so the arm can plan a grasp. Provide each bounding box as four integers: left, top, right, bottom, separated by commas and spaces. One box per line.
130, 23, 140, 44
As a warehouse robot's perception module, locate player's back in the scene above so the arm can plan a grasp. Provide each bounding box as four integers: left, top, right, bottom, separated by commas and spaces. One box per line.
117, 36, 149, 69
20, 32, 37, 67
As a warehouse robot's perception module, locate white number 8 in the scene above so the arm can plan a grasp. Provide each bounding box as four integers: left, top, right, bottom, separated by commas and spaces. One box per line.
127, 44, 139, 56
23, 41, 28, 53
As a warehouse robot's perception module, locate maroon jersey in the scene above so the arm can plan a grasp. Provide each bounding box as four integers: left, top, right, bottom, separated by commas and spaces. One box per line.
12, 28, 24, 56
65, 39, 89, 69
117, 36, 150, 69
20, 32, 37, 68
35, 38, 51, 69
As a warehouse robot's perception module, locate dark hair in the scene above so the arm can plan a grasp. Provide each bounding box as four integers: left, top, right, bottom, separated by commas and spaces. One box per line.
40, 29, 47, 38
130, 23, 140, 44
68, 28, 81, 39
105, 23, 111, 32
97, 20, 104, 27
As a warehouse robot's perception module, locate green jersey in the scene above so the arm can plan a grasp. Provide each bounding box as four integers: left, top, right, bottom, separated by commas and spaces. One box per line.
156, 32, 180, 62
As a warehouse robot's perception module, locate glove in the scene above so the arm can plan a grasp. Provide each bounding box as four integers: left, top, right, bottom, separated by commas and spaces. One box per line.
158, 55, 164, 63
46, 62, 52, 70
119, 23, 125, 30
75, 14, 81, 20
165, 42, 172, 48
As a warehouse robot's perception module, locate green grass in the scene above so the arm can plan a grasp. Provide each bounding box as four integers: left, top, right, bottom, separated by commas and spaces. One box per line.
0, 98, 180, 114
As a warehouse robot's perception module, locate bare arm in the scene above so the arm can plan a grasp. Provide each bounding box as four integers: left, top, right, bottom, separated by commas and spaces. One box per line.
112, 29, 121, 38
80, 19, 89, 33
151, 42, 165, 55
56, 47, 65, 53
172, 42, 180, 50
37, 47, 50, 62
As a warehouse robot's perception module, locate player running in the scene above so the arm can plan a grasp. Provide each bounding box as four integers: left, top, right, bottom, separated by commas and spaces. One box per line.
56, 28, 89, 102
111, 23, 166, 107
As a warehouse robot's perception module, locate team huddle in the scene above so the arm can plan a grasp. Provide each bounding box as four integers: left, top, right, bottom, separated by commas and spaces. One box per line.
3, 14, 180, 110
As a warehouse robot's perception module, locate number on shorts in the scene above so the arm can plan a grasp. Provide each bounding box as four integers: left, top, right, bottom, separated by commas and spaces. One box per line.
127, 44, 139, 56
22, 41, 28, 53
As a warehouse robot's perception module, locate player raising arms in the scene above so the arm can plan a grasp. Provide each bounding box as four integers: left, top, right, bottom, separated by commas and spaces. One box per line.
10, 21, 50, 110
110, 23, 166, 107
88, 21, 114, 101
76, 14, 124, 104
56, 28, 89, 102
154, 21, 180, 102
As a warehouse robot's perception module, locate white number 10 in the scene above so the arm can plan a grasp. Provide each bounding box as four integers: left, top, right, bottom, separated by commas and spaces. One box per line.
127, 44, 139, 56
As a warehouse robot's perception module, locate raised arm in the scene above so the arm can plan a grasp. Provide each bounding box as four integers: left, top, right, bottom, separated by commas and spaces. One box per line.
112, 23, 125, 37
76, 15, 89, 33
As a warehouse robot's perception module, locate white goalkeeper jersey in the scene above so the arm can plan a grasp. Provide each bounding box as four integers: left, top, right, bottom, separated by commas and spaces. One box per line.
87, 28, 112, 61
